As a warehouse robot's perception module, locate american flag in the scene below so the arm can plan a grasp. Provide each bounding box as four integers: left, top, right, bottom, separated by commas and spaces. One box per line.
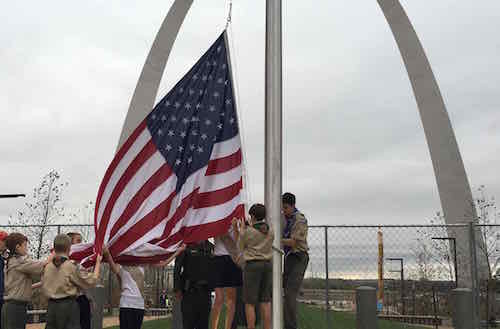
73, 32, 244, 265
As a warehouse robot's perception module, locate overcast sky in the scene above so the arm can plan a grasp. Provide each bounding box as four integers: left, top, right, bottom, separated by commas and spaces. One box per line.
1, 1, 499, 226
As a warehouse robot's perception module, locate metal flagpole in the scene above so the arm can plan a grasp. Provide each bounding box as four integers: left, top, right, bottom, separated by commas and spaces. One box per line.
265, 1, 283, 328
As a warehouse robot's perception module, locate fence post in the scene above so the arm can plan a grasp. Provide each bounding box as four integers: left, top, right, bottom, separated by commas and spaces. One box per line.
57, 225, 61, 235
89, 285, 105, 329
451, 288, 474, 329
356, 286, 377, 329
324, 226, 330, 328
468, 222, 480, 328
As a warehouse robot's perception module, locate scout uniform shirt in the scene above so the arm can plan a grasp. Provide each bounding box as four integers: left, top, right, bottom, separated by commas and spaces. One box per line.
41, 255, 98, 299
4, 255, 46, 302
240, 221, 273, 262
283, 210, 309, 255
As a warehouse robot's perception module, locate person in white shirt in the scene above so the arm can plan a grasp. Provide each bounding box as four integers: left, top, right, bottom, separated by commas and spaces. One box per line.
104, 245, 185, 329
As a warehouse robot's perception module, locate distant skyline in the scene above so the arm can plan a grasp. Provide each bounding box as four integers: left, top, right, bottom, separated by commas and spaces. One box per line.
1, 1, 499, 226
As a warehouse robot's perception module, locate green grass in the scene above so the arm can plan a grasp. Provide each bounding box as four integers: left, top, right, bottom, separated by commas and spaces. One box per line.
107, 304, 427, 329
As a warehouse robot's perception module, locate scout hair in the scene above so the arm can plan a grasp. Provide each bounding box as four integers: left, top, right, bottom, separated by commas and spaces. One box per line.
67, 232, 80, 239
5, 232, 27, 256
249, 203, 266, 221
54, 234, 72, 253
282, 192, 296, 206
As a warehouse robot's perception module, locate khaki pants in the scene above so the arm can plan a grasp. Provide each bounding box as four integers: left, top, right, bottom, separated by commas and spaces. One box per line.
283, 252, 309, 329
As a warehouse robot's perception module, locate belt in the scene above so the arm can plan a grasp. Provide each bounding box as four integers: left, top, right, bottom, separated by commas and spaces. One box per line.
5, 300, 28, 306
49, 296, 76, 302
246, 259, 271, 264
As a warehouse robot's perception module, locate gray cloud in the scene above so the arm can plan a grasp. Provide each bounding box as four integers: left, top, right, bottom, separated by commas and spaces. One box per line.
1, 1, 499, 227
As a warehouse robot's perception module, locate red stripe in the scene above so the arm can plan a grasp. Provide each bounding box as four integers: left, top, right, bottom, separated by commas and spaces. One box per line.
109, 190, 177, 256
152, 180, 243, 245
109, 164, 173, 239
94, 120, 147, 228
113, 253, 174, 265
153, 189, 199, 243
193, 177, 242, 209
206, 149, 242, 175
95, 140, 157, 252
159, 204, 244, 248
69, 246, 94, 263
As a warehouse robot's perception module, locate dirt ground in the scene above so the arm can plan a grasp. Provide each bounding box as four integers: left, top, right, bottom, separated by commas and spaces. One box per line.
26, 315, 169, 329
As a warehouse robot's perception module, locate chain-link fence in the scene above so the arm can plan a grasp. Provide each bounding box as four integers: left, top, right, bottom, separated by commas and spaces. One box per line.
302, 224, 500, 328
2, 223, 500, 328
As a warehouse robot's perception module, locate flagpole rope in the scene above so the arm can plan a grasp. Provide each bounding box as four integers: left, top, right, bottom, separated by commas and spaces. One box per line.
225, 0, 233, 30
226, 24, 254, 211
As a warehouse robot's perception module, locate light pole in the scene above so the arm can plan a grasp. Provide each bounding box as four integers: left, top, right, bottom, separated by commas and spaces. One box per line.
387, 257, 405, 315
0, 194, 25, 199
432, 237, 458, 288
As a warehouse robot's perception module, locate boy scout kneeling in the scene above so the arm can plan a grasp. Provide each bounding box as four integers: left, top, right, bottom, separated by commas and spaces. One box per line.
41, 234, 102, 329
233, 203, 273, 329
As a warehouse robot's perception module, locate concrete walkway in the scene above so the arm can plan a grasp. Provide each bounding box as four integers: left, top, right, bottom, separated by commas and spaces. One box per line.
27, 315, 169, 329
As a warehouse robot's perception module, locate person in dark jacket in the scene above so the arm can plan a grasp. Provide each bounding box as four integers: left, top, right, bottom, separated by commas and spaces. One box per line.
174, 241, 213, 329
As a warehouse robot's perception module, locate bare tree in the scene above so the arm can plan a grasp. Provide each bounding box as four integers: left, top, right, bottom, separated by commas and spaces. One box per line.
8, 170, 68, 259
475, 185, 500, 278
65, 201, 95, 242
413, 185, 500, 281
413, 215, 455, 281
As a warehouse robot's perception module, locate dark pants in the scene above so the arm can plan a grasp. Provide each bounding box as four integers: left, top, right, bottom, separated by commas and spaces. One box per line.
283, 252, 309, 329
76, 295, 91, 329
2, 300, 28, 329
46, 298, 80, 329
0, 301, 3, 329
119, 308, 144, 329
181, 287, 211, 329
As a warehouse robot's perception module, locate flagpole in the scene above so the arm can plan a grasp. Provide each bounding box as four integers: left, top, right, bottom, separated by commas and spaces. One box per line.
265, 1, 283, 328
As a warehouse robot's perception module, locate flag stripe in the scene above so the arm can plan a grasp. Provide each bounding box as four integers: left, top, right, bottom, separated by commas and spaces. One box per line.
94, 121, 148, 225
96, 139, 157, 248
194, 177, 243, 209
206, 149, 242, 175
159, 203, 244, 248
210, 135, 241, 160
106, 151, 167, 238
109, 163, 173, 239
96, 128, 151, 227
109, 190, 176, 256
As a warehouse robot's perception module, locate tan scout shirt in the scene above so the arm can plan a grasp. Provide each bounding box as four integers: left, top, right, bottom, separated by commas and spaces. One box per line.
290, 213, 309, 254
42, 256, 98, 300
4, 255, 46, 302
240, 222, 273, 262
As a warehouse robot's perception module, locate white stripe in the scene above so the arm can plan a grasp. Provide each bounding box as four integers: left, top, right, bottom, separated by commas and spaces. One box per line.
167, 192, 242, 238
96, 129, 152, 228
210, 134, 241, 160
107, 174, 177, 247
155, 191, 242, 248
122, 241, 181, 258
200, 164, 242, 193
119, 220, 169, 256
70, 242, 93, 255
185, 191, 242, 227
105, 151, 167, 241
